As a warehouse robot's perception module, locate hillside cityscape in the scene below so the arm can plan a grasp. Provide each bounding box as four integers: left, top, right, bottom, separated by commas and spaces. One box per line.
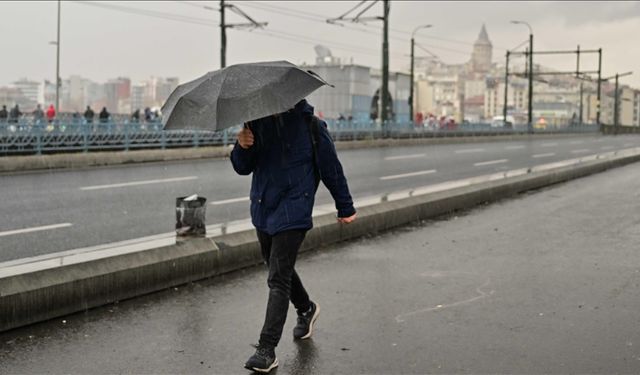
1, 25, 638, 127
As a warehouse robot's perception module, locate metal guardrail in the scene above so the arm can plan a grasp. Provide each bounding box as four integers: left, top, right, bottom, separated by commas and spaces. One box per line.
0, 119, 599, 156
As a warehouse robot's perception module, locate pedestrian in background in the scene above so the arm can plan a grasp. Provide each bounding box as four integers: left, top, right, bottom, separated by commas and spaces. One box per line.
46, 104, 56, 123
32, 104, 44, 124
9, 105, 22, 123
131, 108, 140, 123
0, 105, 7, 122
84, 106, 95, 124
144, 107, 151, 122
99, 107, 110, 123
231, 99, 356, 373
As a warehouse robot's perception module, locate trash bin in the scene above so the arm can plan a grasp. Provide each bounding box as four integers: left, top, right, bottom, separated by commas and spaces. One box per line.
175, 194, 207, 237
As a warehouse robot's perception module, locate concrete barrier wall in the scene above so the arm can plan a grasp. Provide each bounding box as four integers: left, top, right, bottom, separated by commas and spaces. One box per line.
1, 147, 639, 332
601, 125, 640, 135
1, 133, 590, 174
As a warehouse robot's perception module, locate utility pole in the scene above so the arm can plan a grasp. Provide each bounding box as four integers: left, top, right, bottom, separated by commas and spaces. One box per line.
596, 48, 602, 126
328, 1, 390, 126
579, 81, 584, 125
503, 51, 509, 126
614, 73, 619, 133
218, 1, 266, 69
410, 36, 414, 124
511, 21, 533, 133
381, 0, 390, 126
220, 0, 226, 68
527, 31, 533, 133
55, 0, 61, 113
410, 24, 432, 124
601, 71, 632, 134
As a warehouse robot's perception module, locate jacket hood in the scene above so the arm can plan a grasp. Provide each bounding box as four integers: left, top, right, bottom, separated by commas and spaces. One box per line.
294, 99, 314, 117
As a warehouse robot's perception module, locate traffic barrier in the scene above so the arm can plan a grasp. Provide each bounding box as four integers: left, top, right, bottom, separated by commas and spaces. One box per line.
0, 120, 599, 156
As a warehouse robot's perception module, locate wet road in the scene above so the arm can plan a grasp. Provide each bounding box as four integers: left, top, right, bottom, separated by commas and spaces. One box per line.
2, 156, 640, 374
1, 134, 639, 262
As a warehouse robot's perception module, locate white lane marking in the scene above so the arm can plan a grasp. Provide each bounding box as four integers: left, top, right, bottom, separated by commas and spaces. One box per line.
210, 196, 250, 205
455, 148, 485, 154
505, 145, 525, 150
570, 140, 584, 145
571, 149, 591, 154
474, 159, 508, 167
80, 176, 198, 191
541, 143, 558, 147
600, 146, 614, 150
380, 169, 437, 181
532, 152, 556, 158
384, 153, 426, 161
0, 223, 73, 238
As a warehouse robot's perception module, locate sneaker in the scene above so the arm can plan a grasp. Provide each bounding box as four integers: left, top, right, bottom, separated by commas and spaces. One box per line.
244, 345, 279, 373
293, 301, 320, 339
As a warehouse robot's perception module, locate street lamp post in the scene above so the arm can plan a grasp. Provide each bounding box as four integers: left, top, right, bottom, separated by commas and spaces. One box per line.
409, 24, 432, 125
55, 0, 61, 113
511, 20, 533, 133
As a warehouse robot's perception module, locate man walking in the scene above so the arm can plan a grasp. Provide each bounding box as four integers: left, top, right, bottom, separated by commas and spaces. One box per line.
231, 99, 356, 373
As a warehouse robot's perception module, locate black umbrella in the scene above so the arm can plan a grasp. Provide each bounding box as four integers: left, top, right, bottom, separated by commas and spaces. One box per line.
161, 60, 332, 131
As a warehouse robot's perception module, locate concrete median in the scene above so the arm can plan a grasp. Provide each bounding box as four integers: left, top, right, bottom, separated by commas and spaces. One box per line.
1, 146, 639, 332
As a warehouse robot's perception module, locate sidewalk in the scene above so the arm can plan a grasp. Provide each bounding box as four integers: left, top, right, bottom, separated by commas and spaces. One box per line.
2, 161, 640, 374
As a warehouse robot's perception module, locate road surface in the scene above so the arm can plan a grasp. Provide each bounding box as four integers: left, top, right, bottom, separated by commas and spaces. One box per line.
1, 155, 640, 374
0, 134, 638, 262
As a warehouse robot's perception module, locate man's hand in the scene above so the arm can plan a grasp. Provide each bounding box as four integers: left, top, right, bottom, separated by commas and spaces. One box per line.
237, 125, 254, 149
337, 212, 357, 224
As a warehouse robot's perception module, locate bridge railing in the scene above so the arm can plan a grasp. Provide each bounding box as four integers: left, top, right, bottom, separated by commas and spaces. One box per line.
0, 119, 600, 156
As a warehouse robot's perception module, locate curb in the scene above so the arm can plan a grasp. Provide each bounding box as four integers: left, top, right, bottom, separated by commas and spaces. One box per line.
1, 133, 595, 174
1, 147, 638, 332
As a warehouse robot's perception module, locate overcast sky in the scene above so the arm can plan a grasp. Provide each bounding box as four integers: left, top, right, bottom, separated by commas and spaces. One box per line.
1, 1, 639, 88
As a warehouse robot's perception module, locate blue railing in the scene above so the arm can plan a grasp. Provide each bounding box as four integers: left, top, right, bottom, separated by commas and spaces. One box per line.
0, 119, 599, 156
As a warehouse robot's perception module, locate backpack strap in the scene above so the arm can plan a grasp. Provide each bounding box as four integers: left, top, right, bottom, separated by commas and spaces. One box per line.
306, 115, 322, 187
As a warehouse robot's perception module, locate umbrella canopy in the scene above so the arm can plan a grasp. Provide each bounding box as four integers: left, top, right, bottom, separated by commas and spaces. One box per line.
161, 60, 331, 131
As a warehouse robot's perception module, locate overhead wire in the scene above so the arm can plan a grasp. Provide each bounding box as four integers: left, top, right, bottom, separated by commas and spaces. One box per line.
72, 1, 217, 27
240, 1, 480, 58
72, 1, 471, 65
71, 1, 398, 61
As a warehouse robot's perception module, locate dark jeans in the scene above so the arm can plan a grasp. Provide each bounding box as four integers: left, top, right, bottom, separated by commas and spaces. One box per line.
257, 229, 311, 348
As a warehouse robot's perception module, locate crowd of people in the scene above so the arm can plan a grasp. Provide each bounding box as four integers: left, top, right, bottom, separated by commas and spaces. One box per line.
0, 104, 162, 126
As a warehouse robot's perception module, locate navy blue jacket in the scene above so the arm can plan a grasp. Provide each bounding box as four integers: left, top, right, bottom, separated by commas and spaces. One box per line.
230, 100, 355, 235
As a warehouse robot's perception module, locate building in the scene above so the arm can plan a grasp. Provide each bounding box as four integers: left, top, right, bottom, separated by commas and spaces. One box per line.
469, 24, 492, 74
67, 75, 89, 112
0, 87, 33, 110
303, 64, 370, 121
414, 78, 435, 118
104, 77, 131, 113
371, 69, 410, 122
483, 77, 528, 124
618, 86, 638, 126
131, 84, 146, 113
303, 48, 410, 122
12, 78, 41, 108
